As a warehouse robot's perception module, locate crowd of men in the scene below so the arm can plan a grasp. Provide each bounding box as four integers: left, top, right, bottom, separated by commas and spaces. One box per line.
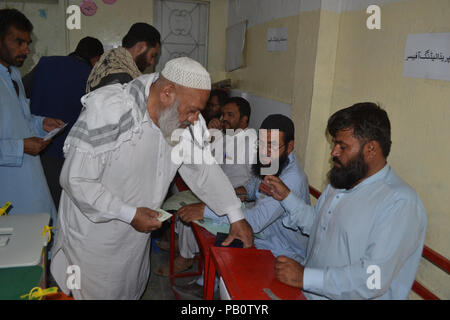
0, 8, 426, 300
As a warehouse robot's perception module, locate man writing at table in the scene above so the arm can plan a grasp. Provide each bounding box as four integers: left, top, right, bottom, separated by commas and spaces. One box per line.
264, 102, 427, 299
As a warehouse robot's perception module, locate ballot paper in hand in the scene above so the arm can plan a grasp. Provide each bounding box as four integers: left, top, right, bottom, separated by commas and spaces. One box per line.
155, 208, 172, 222
43, 123, 67, 141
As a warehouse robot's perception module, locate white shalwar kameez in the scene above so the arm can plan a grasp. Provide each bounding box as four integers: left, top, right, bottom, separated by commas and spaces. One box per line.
50, 73, 244, 299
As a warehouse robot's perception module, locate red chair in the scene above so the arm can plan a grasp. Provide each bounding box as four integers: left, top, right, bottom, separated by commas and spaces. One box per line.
168, 215, 204, 299
168, 218, 218, 299
191, 223, 217, 298
168, 174, 219, 299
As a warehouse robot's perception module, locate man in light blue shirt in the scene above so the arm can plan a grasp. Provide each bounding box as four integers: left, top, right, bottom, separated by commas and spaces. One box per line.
265, 102, 427, 300
0, 9, 63, 224
230, 150, 310, 262
181, 114, 310, 261
173, 114, 310, 298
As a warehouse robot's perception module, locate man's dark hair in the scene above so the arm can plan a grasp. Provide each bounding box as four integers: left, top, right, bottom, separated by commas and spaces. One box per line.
260, 114, 294, 145
327, 102, 392, 158
72, 37, 104, 63
122, 23, 160, 49
0, 9, 33, 39
253, 114, 294, 178
210, 89, 228, 107
226, 96, 251, 124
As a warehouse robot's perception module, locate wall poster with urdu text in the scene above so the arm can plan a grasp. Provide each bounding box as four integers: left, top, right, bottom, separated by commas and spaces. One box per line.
403, 33, 450, 82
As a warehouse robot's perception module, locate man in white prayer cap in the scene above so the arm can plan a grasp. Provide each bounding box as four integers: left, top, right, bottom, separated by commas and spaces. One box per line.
50, 57, 254, 300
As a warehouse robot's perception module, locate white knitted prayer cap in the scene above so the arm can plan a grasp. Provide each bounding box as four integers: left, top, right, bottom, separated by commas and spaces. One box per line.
161, 57, 211, 90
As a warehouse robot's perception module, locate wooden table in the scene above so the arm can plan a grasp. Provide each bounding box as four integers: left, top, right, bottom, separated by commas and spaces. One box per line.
205, 246, 307, 300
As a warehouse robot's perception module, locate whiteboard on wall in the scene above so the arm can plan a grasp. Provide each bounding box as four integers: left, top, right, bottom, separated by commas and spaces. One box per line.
229, 89, 291, 130
226, 20, 247, 71
228, 0, 302, 28
153, 0, 209, 71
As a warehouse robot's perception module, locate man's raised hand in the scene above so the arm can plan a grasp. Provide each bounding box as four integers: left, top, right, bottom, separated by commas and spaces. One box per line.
263, 176, 291, 201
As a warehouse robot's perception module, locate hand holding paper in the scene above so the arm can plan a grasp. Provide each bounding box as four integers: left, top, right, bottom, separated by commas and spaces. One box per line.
43, 117, 66, 133
24, 137, 50, 155
155, 208, 173, 222
130, 207, 163, 233
43, 123, 67, 141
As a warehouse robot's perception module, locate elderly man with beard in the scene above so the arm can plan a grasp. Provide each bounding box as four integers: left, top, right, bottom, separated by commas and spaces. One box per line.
155, 96, 255, 277
172, 114, 310, 298
264, 103, 427, 300
50, 57, 253, 300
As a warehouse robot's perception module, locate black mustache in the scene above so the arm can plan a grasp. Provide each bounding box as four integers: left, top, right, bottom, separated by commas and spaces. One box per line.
332, 157, 343, 166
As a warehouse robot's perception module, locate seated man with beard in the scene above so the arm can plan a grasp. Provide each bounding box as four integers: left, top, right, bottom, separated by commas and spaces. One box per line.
173, 114, 310, 297
264, 102, 427, 300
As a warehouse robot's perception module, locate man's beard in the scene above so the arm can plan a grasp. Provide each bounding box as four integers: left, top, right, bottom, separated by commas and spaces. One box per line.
0, 43, 26, 67
13, 54, 26, 67
158, 99, 190, 147
135, 49, 149, 72
252, 148, 290, 179
328, 148, 368, 190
